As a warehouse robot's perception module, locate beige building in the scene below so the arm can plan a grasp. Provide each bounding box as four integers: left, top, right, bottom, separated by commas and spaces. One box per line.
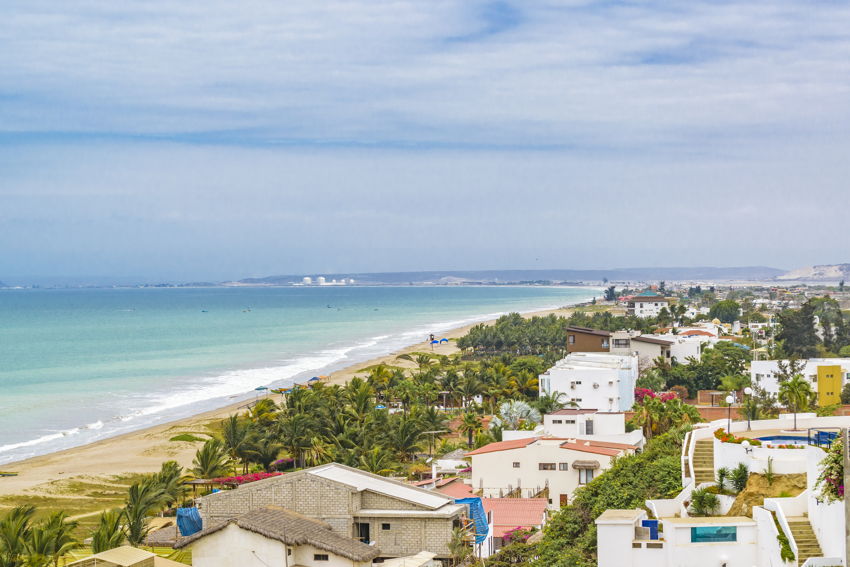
175, 507, 379, 567
193, 463, 467, 561
466, 437, 635, 510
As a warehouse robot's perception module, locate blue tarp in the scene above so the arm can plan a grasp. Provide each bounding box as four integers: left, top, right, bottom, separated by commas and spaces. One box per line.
456, 497, 488, 544
176, 507, 203, 537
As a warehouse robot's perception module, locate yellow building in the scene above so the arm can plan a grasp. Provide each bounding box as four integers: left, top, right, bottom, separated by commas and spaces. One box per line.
816, 365, 842, 406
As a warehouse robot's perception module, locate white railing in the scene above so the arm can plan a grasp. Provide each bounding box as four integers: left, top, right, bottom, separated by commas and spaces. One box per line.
681, 429, 692, 486
754, 506, 793, 567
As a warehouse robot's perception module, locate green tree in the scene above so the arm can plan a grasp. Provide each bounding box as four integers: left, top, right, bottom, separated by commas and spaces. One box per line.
841, 383, 850, 404
191, 438, 231, 479
0, 505, 35, 567
778, 375, 814, 431
91, 510, 124, 554
39, 512, 79, 567
276, 413, 316, 469
221, 415, 253, 474
689, 488, 720, 516
708, 300, 741, 324
123, 479, 165, 547
776, 301, 819, 358
603, 286, 617, 301
458, 411, 483, 448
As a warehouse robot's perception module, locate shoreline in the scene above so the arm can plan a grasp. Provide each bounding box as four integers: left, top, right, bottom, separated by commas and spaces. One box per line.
0, 304, 584, 498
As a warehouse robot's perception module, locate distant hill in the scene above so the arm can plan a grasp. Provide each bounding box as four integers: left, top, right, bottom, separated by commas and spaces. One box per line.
237, 266, 784, 286
777, 264, 850, 281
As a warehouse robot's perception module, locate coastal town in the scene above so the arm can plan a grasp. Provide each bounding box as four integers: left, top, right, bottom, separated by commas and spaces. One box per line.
3, 279, 850, 567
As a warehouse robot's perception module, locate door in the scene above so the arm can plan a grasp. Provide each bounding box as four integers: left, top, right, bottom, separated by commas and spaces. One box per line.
560, 494, 568, 507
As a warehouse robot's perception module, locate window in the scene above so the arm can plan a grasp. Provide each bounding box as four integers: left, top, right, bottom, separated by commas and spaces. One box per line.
539, 463, 556, 471
584, 420, 594, 435
314, 554, 330, 561
382, 523, 391, 530
574, 381, 582, 385
512, 462, 520, 468
613, 339, 630, 348
601, 339, 610, 348
578, 468, 594, 484
690, 526, 737, 543
552, 419, 563, 424
565, 419, 576, 424
559, 462, 569, 471
568, 335, 576, 344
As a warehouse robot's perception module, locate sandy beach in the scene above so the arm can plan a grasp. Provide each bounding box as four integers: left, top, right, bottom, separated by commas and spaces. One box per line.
0, 305, 581, 502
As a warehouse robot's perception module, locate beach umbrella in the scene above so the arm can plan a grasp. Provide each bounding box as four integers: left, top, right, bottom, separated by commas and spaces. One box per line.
376, 404, 387, 409
255, 386, 268, 391
431, 340, 439, 344
440, 338, 449, 343
308, 377, 320, 382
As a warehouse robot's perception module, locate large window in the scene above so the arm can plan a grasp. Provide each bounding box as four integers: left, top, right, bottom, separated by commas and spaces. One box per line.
613, 339, 630, 348
690, 526, 737, 543
559, 463, 569, 471
539, 463, 556, 471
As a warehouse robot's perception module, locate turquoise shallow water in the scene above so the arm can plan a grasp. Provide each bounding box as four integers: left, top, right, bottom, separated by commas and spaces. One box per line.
0, 285, 594, 464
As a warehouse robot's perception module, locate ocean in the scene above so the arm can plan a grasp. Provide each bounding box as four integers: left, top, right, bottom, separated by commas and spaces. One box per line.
0, 285, 595, 465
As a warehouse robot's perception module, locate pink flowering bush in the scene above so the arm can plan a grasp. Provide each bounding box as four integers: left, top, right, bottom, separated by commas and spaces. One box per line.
502, 527, 535, 545
634, 388, 677, 403
212, 472, 282, 486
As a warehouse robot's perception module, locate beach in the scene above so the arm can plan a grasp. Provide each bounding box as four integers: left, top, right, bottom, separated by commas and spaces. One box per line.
0, 305, 578, 503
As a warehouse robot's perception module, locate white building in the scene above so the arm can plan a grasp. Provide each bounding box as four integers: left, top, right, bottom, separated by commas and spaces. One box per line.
627, 295, 670, 318
316, 276, 327, 285
598, 415, 850, 567
609, 332, 672, 369
542, 409, 644, 447
176, 507, 380, 567
466, 437, 636, 510
750, 358, 850, 403
538, 352, 639, 412
647, 333, 715, 363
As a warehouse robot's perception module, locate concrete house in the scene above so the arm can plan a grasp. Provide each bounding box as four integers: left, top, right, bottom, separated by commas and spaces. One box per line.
538, 352, 639, 412
466, 437, 636, 510
176, 507, 380, 567
609, 332, 672, 368
565, 326, 611, 353
193, 463, 467, 561
543, 409, 644, 447
626, 293, 670, 318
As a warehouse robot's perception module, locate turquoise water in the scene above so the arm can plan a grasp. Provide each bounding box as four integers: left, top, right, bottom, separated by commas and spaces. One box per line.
0, 285, 594, 464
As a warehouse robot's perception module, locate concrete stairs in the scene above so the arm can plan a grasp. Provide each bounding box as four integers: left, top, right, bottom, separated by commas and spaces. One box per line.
692, 439, 715, 485
787, 517, 822, 565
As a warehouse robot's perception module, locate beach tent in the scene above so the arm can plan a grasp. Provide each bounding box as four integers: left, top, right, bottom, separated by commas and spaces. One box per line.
439, 338, 449, 343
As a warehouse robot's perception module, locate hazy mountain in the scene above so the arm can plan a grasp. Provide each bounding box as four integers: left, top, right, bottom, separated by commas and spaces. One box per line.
238, 266, 785, 286
777, 264, 850, 281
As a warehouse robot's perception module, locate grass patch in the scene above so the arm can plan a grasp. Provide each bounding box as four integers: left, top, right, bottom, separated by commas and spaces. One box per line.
169, 433, 207, 443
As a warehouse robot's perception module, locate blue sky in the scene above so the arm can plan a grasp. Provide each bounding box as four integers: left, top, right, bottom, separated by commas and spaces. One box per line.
2, 1, 849, 281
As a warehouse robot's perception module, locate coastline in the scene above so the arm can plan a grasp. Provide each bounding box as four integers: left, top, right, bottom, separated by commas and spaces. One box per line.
0, 304, 581, 499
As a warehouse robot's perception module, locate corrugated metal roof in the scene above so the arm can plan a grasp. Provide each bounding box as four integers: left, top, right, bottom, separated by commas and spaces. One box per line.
309, 463, 452, 510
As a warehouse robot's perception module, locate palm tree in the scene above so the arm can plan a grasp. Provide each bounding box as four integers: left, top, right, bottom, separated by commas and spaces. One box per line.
22, 525, 52, 567
123, 478, 166, 547
778, 375, 814, 431
0, 505, 35, 567
458, 411, 482, 448
533, 391, 576, 415
689, 488, 720, 517
383, 414, 424, 462
191, 438, 231, 479
276, 413, 316, 468
490, 400, 540, 430
221, 415, 253, 474
358, 447, 397, 476
91, 509, 124, 554
245, 436, 285, 471
151, 461, 185, 510
40, 512, 79, 567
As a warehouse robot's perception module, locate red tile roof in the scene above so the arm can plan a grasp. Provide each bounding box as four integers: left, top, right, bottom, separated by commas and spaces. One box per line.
434, 479, 473, 499
465, 437, 537, 456
681, 330, 716, 337
483, 498, 548, 538
467, 437, 635, 457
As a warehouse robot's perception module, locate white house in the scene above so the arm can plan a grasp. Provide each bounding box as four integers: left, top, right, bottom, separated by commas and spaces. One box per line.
176, 507, 381, 567
538, 352, 639, 412
542, 409, 644, 447
466, 437, 636, 510
647, 333, 715, 363
750, 358, 850, 405
609, 332, 672, 369
627, 294, 670, 318
596, 415, 850, 567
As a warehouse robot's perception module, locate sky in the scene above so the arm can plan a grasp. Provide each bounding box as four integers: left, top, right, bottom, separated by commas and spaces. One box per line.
2, 1, 850, 282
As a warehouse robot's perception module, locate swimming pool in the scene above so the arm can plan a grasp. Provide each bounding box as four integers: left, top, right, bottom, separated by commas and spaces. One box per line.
756, 435, 808, 446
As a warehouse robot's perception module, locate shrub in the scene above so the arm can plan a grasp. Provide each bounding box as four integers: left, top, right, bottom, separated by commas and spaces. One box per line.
689, 488, 720, 517
716, 467, 730, 492
730, 463, 749, 492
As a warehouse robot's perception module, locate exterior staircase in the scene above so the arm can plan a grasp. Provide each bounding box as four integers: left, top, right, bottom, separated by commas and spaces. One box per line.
692, 439, 715, 484
787, 517, 822, 565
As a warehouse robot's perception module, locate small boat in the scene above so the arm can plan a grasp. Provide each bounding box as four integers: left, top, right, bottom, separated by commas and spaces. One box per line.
0, 472, 19, 477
